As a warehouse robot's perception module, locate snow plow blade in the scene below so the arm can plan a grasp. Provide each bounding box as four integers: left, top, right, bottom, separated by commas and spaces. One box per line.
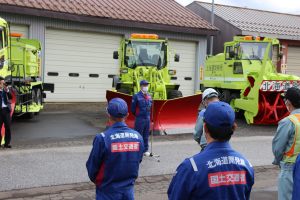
106, 90, 202, 134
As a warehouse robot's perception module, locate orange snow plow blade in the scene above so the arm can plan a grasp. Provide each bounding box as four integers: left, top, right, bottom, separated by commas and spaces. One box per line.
106, 90, 202, 134
1, 90, 17, 145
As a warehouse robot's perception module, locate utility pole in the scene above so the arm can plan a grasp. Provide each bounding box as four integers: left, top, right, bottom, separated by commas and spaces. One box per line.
210, 0, 215, 55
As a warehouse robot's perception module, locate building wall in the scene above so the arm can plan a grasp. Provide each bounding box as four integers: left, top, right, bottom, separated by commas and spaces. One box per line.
187, 2, 242, 55
0, 12, 208, 100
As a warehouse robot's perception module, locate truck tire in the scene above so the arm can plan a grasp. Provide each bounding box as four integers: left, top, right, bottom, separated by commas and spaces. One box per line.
24, 112, 34, 119
117, 88, 130, 94
35, 88, 42, 105
31, 89, 37, 105
221, 90, 231, 103
167, 90, 183, 99
34, 88, 42, 116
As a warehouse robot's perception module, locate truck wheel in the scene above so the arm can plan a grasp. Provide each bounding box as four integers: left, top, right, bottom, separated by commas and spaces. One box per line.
221, 90, 231, 103
35, 88, 42, 105
24, 112, 34, 119
117, 88, 130, 94
31, 89, 37, 105
167, 90, 183, 99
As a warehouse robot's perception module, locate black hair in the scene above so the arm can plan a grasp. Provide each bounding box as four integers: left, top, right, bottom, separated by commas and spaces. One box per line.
205, 122, 234, 141
0, 77, 4, 81
285, 87, 300, 109
291, 101, 300, 109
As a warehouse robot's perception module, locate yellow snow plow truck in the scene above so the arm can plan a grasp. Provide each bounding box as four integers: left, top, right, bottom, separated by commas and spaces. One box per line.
201, 36, 300, 124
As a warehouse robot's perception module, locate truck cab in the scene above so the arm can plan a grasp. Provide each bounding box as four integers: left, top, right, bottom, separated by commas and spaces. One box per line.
0, 18, 12, 80
113, 33, 181, 100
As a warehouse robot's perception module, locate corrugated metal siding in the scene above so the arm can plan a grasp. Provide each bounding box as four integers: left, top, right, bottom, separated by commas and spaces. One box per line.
9, 24, 29, 38
187, 2, 241, 54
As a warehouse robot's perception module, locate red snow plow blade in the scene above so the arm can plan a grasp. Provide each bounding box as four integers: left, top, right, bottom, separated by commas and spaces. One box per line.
1, 90, 16, 145
106, 90, 202, 134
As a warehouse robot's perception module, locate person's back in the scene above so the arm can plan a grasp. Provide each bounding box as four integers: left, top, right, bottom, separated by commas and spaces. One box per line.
95, 123, 144, 192
86, 98, 144, 200
168, 102, 254, 200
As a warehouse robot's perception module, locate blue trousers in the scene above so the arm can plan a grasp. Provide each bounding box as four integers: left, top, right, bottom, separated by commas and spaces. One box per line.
134, 117, 150, 152
278, 161, 295, 200
96, 188, 134, 200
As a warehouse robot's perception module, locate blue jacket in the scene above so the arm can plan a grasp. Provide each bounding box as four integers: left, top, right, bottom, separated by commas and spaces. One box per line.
86, 122, 144, 195
168, 142, 254, 200
293, 155, 300, 200
131, 91, 152, 118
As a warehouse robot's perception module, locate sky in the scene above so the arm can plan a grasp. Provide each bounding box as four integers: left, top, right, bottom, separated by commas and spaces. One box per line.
175, 0, 300, 14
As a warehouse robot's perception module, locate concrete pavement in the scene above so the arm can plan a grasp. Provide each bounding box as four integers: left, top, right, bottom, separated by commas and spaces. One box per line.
0, 135, 274, 192
0, 166, 279, 200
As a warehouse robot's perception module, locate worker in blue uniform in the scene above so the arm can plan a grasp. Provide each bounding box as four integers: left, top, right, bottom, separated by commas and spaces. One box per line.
293, 155, 300, 200
86, 98, 144, 200
168, 102, 255, 200
131, 80, 152, 156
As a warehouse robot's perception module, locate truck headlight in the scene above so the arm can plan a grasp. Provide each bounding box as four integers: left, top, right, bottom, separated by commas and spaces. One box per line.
168, 70, 176, 75
120, 68, 128, 74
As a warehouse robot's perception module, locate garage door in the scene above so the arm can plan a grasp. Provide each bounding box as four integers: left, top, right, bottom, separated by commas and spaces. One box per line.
45, 29, 121, 102
168, 40, 197, 96
287, 46, 300, 77
10, 24, 29, 38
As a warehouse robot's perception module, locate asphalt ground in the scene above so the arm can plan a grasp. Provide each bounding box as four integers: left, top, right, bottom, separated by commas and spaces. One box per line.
10, 103, 277, 148
0, 166, 278, 200
0, 103, 281, 199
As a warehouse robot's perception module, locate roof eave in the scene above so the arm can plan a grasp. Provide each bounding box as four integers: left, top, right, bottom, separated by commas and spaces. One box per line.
242, 30, 300, 41
0, 4, 218, 36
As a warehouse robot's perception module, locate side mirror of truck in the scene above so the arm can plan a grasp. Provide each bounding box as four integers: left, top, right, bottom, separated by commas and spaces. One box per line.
174, 54, 180, 62
229, 51, 235, 59
113, 51, 119, 59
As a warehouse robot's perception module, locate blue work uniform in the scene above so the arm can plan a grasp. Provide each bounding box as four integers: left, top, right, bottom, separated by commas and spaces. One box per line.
168, 142, 254, 200
86, 122, 144, 200
293, 155, 300, 200
131, 91, 152, 152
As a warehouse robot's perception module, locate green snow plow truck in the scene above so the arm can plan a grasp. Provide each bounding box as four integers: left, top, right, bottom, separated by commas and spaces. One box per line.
0, 17, 54, 118
106, 33, 201, 133
201, 36, 300, 125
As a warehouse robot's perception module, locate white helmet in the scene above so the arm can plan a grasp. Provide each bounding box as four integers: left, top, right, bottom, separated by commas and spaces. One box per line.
202, 88, 218, 101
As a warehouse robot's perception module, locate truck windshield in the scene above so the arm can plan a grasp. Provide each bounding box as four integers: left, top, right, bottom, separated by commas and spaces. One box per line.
124, 41, 167, 69
239, 42, 268, 60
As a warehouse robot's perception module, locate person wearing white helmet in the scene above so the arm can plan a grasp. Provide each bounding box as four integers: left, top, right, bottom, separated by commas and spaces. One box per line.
193, 88, 219, 150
